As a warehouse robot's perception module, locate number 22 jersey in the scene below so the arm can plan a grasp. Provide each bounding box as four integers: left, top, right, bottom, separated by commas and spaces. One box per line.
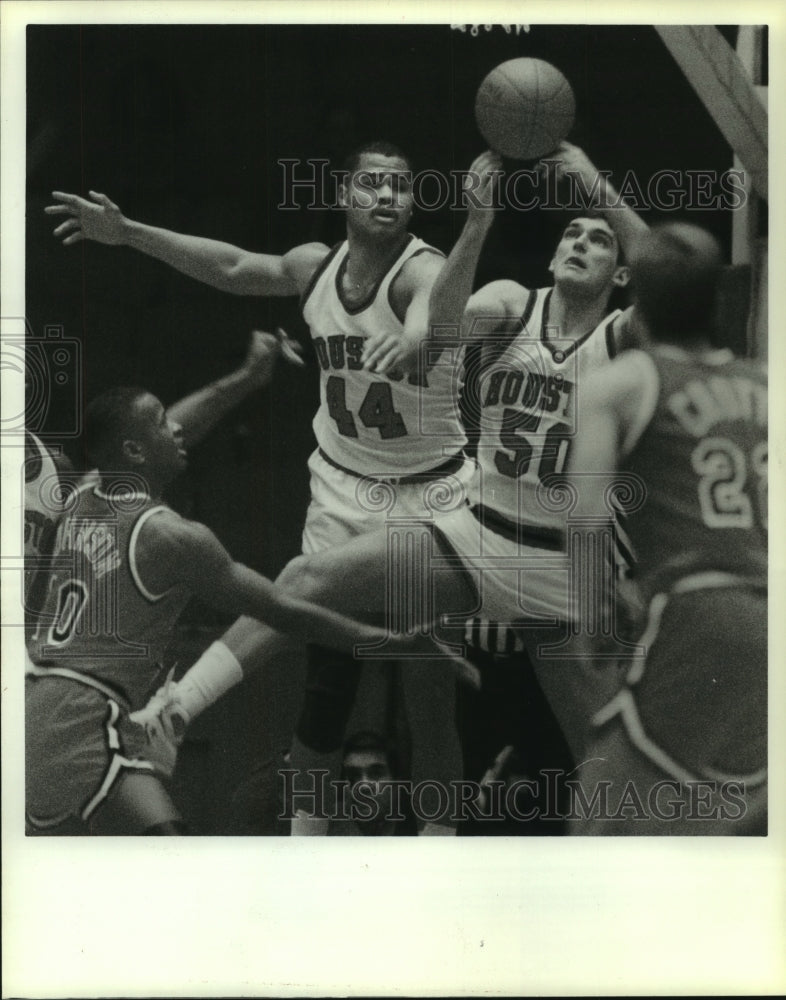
302, 236, 467, 477
619, 344, 767, 603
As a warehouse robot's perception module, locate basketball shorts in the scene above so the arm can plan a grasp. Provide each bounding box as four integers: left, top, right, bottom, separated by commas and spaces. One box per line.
25, 669, 160, 830
431, 503, 571, 625
571, 577, 767, 834
301, 448, 476, 555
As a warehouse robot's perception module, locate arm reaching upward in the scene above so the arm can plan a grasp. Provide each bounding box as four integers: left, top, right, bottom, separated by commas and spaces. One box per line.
428, 150, 504, 337
167, 329, 303, 449
46, 190, 328, 296
547, 142, 650, 261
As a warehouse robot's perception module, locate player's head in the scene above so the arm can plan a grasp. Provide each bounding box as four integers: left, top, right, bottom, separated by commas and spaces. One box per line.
342, 730, 395, 786
549, 213, 630, 300
84, 387, 186, 486
629, 222, 722, 343
339, 140, 414, 239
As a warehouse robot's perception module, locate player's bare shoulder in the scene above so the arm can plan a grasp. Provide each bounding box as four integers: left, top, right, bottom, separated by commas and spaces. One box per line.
388, 245, 445, 317
282, 242, 332, 294
133, 508, 221, 595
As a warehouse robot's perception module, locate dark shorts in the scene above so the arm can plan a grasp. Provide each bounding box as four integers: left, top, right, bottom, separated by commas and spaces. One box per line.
26, 672, 157, 829
570, 584, 767, 835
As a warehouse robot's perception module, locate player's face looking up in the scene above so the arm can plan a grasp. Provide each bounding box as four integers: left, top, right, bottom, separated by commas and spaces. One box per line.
127, 393, 187, 484
340, 152, 413, 238
549, 217, 630, 297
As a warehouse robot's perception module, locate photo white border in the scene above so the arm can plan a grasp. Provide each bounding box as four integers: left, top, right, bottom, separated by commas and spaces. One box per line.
3, 2, 785, 996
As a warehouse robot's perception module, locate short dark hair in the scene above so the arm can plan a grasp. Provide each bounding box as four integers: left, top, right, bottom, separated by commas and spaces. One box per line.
342, 730, 400, 777
83, 386, 149, 469
561, 209, 626, 265
342, 140, 412, 177
630, 222, 723, 341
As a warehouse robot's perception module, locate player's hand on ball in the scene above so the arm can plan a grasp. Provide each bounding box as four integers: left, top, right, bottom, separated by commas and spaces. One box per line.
463, 150, 503, 230
541, 141, 601, 196
45, 190, 128, 246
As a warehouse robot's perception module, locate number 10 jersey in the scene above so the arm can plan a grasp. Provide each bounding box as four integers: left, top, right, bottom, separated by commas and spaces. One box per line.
302, 236, 467, 477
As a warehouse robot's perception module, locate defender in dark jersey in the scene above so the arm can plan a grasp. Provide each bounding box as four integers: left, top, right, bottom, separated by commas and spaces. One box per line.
47, 141, 470, 835
565, 222, 767, 834
25, 386, 442, 835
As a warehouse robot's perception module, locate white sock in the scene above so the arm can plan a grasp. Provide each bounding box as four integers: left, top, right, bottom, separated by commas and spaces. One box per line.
287, 738, 342, 836
175, 640, 244, 721
291, 810, 331, 837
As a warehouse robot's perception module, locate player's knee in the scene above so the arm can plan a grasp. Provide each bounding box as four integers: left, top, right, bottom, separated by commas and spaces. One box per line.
276, 554, 324, 601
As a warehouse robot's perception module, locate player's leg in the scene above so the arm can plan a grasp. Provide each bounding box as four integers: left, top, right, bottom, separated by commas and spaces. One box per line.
281, 522, 477, 833
88, 771, 186, 835
568, 586, 767, 835
399, 658, 461, 834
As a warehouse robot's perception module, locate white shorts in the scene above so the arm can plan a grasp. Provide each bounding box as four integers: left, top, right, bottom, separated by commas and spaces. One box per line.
432, 503, 570, 625
302, 448, 476, 555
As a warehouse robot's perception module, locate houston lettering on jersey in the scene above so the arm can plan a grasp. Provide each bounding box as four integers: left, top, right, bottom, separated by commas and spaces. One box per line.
312, 333, 428, 388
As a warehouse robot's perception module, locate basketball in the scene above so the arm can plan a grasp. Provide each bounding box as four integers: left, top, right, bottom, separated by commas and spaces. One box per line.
474, 58, 575, 160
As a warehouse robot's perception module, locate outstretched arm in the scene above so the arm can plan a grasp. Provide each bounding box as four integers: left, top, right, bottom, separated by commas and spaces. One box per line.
167, 329, 303, 448
361, 251, 445, 376
136, 512, 392, 655
547, 142, 650, 261
46, 190, 327, 296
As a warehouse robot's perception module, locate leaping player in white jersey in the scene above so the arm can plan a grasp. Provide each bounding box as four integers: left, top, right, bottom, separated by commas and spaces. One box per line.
129, 144, 653, 812
47, 141, 473, 835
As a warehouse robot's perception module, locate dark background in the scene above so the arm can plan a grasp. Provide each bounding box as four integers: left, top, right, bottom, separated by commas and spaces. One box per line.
24, 23, 755, 831
26, 22, 749, 576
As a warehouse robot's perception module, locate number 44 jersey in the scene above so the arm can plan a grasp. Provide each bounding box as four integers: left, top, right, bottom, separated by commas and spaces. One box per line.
28, 485, 190, 708
621, 344, 767, 603
303, 237, 467, 477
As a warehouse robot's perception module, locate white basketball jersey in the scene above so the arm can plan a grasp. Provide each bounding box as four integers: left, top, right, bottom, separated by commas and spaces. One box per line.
24, 432, 61, 604
302, 237, 467, 477
470, 287, 622, 531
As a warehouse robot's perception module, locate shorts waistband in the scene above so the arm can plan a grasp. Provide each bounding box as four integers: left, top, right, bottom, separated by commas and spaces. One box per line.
26, 662, 131, 709
470, 503, 564, 552
317, 447, 467, 485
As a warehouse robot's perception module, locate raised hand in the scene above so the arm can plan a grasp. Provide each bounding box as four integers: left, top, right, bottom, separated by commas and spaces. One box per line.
242, 328, 305, 389
463, 149, 504, 231
540, 141, 602, 197
45, 190, 128, 246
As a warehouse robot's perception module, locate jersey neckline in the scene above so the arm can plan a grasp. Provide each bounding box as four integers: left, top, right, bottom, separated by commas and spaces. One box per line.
334, 234, 415, 315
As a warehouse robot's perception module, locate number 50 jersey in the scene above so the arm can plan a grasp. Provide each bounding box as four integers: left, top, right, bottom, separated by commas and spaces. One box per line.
303, 237, 467, 477
469, 287, 623, 532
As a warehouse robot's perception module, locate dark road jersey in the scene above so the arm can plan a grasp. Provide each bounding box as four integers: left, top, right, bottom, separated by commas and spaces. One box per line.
28, 484, 190, 708
620, 345, 767, 602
